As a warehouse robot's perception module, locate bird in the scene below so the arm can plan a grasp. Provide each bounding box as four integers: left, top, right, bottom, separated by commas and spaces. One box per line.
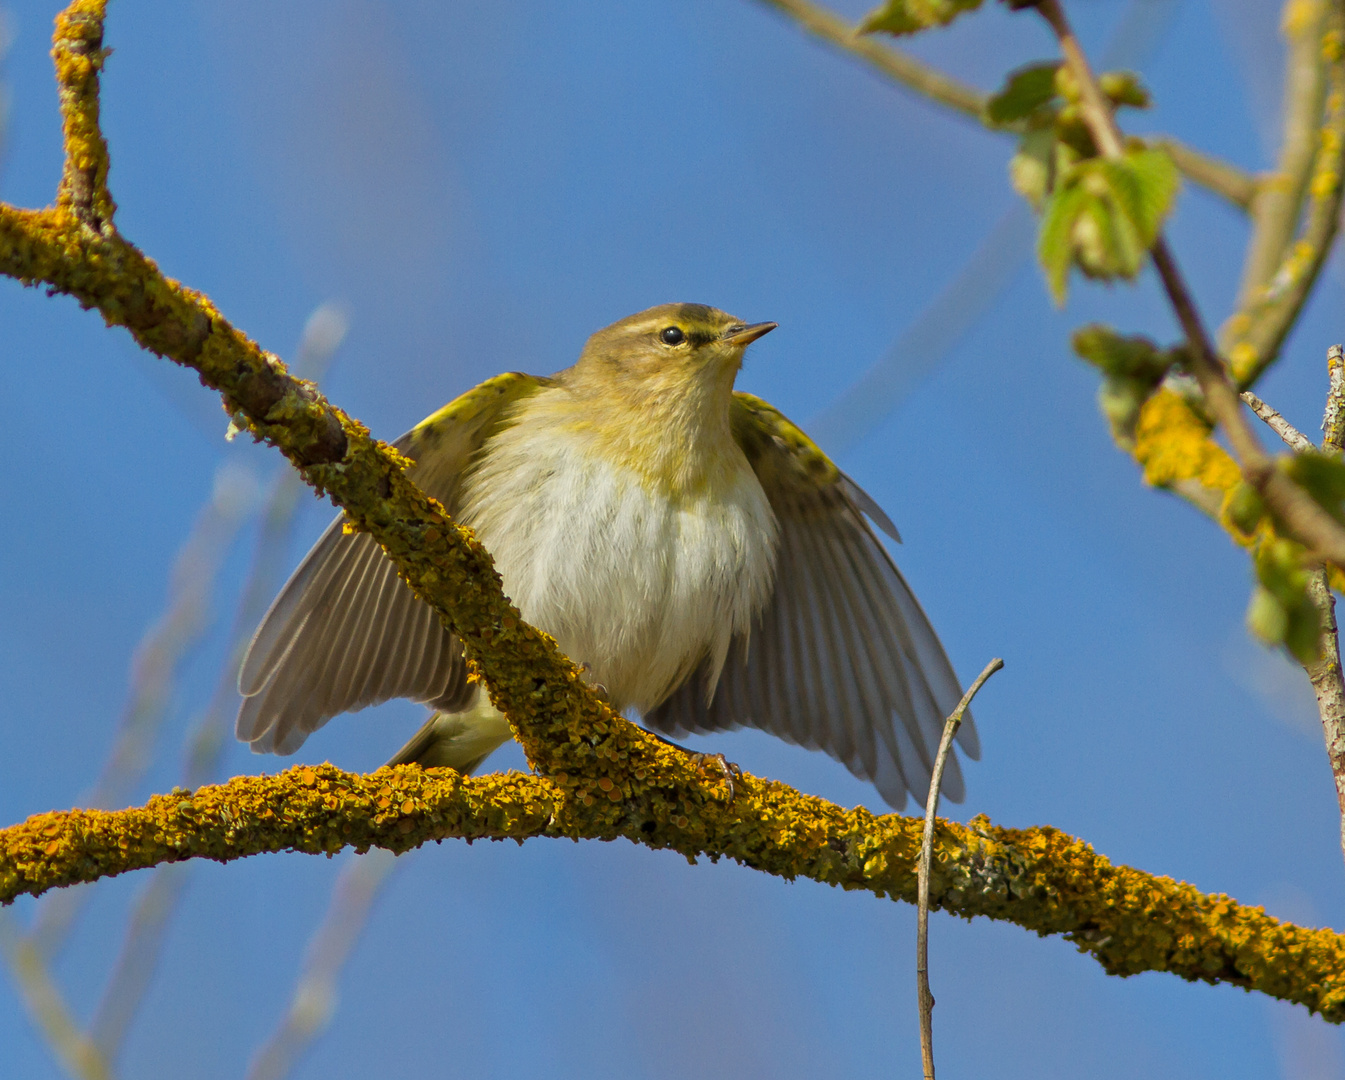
235, 303, 978, 810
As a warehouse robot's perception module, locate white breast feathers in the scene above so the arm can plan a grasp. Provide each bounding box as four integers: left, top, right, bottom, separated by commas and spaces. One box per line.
456, 395, 778, 713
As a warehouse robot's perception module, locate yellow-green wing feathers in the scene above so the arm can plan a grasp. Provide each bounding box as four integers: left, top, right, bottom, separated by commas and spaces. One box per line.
402, 372, 548, 504
236, 373, 547, 755
645, 392, 976, 810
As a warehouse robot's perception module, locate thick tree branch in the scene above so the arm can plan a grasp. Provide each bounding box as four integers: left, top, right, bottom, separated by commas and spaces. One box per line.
4, 764, 1345, 1021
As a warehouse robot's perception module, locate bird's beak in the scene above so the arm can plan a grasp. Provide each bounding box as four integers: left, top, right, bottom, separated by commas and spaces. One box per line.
722, 321, 777, 347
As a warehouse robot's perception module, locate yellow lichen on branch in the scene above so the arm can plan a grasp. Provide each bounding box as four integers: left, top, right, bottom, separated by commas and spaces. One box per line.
4, 763, 1345, 1021
53, 0, 115, 230
1133, 389, 1241, 496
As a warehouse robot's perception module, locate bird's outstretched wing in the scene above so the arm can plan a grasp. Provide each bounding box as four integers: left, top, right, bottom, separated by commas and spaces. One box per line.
236, 372, 548, 754
645, 392, 978, 810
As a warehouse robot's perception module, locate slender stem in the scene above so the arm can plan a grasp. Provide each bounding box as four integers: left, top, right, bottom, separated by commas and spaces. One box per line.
917, 658, 1003, 1080
1232, 0, 1331, 313
1306, 344, 1345, 870
753, 0, 986, 119
1225, 8, 1345, 386
1241, 389, 1314, 453
1157, 138, 1260, 212
246, 849, 399, 1080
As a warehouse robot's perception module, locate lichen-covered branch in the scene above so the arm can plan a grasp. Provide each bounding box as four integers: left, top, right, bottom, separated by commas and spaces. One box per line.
1224, 6, 1345, 387
1230, 0, 1333, 325
3, 764, 1345, 1021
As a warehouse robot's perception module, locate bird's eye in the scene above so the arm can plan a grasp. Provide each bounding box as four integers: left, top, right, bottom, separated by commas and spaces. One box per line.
660, 326, 686, 346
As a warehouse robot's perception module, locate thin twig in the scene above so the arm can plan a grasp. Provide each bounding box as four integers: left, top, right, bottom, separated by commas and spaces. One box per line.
0, 916, 112, 1080
1304, 344, 1345, 870
1232, 0, 1331, 314
1034, 0, 1345, 568
20, 463, 256, 964
1224, 7, 1345, 386
751, 0, 1257, 210
917, 658, 1003, 1080
1241, 389, 1314, 452
1157, 138, 1259, 212
753, 0, 986, 119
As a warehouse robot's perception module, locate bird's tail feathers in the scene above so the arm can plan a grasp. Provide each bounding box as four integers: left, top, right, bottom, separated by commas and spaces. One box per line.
385, 688, 514, 775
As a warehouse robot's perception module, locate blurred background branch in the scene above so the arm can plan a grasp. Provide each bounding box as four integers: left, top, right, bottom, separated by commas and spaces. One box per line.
245, 848, 399, 1080
0, 304, 347, 1079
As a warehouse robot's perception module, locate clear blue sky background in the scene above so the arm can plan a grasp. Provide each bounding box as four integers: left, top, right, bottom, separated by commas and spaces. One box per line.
3, 1, 1343, 1077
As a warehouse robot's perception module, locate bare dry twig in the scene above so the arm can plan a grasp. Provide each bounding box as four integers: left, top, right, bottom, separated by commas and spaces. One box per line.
1241, 389, 1315, 453
245, 849, 399, 1080
1305, 344, 1345, 867
916, 658, 1002, 1080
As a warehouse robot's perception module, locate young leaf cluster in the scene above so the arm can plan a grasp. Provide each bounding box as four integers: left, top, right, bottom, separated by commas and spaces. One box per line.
1247, 536, 1322, 664
979, 63, 1175, 302
1071, 324, 1182, 443
1230, 453, 1345, 664
860, 0, 1042, 37
859, 0, 984, 36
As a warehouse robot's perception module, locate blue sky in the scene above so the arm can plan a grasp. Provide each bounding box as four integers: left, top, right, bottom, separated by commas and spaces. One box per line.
3, 0, 1344, 1077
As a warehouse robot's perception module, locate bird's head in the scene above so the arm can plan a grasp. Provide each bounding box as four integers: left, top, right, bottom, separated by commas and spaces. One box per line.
571, 303, 776, 405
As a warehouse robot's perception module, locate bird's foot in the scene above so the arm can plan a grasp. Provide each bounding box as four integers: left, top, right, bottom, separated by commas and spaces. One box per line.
693, 752, 743, 804
576, 662, 610, 703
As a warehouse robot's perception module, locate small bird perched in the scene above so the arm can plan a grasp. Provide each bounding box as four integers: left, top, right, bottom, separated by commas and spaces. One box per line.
236, 303, 977, 809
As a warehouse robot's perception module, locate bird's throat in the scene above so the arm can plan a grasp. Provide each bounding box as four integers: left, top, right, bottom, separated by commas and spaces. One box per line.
542, 365, 745, 498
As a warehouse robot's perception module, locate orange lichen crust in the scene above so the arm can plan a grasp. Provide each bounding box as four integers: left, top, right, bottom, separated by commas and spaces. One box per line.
4, 763, 1345, 1021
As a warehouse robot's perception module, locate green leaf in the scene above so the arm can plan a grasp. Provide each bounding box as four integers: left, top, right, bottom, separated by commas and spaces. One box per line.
1073, 326, 1180, 442
1034, 146, 1180, 303
1283, 451, 1345, 524
1096, 147, 1180, 251
1038, 181, 1085, 302
1246, 587, 1289, 649
859, 0, 984, 36
1008, 128, 1056, 210
1096, 376, 1151, 443
985, 62, 1060, 126
1249, 538, 1322, 664
1071, 325, 1169, 380
1224, 482, 1267, 536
